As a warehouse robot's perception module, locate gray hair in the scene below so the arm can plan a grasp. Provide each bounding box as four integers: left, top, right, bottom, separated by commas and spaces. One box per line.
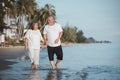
47, 16, 55, 20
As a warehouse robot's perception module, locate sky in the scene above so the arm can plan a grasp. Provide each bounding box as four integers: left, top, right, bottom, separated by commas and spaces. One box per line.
35, 0, 120, 42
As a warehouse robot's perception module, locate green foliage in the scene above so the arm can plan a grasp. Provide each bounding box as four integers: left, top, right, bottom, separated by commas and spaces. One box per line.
5, 37, 24, 46
76, 30, 87, 43
26, 4, 56, 33
33, 4, 56, 32
0, 3, 6, 32
5, 37, 15, 46
62, 27, 77, 43
61, 24, 89, 43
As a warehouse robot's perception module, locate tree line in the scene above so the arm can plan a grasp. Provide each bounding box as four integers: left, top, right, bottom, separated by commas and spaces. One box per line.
61, 24, 96, 43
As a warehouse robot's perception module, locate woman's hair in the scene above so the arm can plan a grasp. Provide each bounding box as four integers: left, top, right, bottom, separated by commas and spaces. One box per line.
30, 21, 38, 30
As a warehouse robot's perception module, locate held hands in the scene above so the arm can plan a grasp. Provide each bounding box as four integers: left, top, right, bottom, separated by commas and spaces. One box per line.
45, 41, 49, 46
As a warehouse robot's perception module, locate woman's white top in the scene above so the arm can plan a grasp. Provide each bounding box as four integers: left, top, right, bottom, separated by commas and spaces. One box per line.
24, 30, 42, 49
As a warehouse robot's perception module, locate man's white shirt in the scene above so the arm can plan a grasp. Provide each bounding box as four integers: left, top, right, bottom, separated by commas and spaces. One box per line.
43, 23, 63, 47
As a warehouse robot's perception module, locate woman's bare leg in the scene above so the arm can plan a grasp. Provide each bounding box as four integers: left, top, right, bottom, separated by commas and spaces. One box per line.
31, 63, 35, 70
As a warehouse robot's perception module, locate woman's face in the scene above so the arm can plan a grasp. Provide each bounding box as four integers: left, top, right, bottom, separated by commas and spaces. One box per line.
33, 23, 38, 30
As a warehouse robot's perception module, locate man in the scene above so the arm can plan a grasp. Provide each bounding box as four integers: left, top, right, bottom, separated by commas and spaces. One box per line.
43, 16, 63, 69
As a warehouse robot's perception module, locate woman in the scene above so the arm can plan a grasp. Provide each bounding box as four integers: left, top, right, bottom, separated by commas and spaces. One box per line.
24, 21, 44, 70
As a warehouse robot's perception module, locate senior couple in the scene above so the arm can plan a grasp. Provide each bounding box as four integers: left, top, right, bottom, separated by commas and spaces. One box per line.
24, 16, 63, 70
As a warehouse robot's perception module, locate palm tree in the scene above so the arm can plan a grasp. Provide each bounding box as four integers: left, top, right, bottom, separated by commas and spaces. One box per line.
15, 0, 37, 40
0, 0, 15, 32
34, 4, 56, 32
0, 6, 6, 32
41, 4, 56, 30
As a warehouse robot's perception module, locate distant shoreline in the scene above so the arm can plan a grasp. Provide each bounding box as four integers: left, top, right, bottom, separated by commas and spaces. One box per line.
0, 43, 81, 49
0, 46, 24, 50
0, 42, 112, 49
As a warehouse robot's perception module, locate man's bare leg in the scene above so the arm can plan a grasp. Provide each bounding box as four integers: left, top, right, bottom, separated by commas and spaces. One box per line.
50, 61, 55, 69
55, 60, 60, 69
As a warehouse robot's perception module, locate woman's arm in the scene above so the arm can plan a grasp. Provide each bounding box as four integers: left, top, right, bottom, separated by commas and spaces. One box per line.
24, 38, 28, 50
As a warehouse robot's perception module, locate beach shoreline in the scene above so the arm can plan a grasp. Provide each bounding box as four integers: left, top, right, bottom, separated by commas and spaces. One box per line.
0, 42, 103, 49
0, 43, 73, 71
0, 43, 70, 51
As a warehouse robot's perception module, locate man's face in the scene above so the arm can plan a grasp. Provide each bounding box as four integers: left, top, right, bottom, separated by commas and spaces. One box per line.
47, 17, 54, 25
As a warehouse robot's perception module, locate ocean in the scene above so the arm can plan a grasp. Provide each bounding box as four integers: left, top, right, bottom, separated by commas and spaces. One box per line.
0, 43, 120, 80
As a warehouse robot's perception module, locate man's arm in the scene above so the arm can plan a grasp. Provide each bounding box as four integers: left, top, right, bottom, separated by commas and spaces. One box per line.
55, 32, 63, 44
58, 32, 63, 39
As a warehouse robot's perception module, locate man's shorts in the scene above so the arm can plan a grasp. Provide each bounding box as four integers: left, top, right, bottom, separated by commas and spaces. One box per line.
47, 45, 63, 61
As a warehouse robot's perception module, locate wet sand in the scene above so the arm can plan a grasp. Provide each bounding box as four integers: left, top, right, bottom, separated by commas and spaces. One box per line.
0, 59, 17, 70
0, 46, 24, 70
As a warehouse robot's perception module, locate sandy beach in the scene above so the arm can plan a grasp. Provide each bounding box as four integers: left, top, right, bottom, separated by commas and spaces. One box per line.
0, 43, 120, 80
0, 46, 24, 59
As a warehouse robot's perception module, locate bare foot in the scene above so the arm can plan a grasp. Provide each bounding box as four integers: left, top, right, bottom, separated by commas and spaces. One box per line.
51, 66, 55, 70
50, 61, 55, 69
55, 63, 59, 69
31, 63, 35, 70
55, 60, 60, 69
35, 65, 38, 70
